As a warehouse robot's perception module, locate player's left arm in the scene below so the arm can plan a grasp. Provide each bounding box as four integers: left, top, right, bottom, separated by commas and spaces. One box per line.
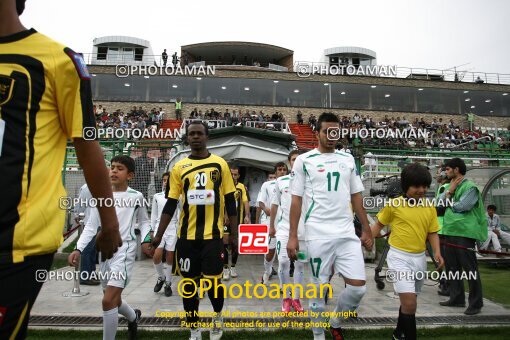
241, 185, 251, 223
56, 49, 121, 259
222, 161, 238, 231
351, 192, 373, 250
349, 160, 372, 250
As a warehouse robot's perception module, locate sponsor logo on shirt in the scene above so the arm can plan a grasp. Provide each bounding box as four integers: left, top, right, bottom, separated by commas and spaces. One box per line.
187, 189, 215, 205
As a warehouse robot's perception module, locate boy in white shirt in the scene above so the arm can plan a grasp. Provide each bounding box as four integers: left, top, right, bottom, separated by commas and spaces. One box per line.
152, 172, 180, 296
258, 165, 287, 284
270, 150, 306, 313
68, 156, 150, 340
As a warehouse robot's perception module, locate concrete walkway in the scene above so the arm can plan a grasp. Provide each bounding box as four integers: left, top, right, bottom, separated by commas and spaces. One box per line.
32, 254, 509, 321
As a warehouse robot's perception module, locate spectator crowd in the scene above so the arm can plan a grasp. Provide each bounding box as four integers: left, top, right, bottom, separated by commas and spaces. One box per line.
91, 104, 509, 150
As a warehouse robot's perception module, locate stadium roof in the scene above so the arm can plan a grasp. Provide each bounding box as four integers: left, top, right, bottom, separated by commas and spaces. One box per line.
181, 41, 293, 66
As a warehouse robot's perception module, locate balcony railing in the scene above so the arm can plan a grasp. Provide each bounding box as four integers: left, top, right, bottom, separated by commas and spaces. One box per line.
81, 53, 510, 85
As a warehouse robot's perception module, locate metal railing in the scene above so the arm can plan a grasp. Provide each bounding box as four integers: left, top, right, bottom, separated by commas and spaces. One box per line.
292, 61, 510, 85
179, 119, 291, 134
180, 119, 228, 135
81, 52, 510, 85
245, 121, 291, 133
81, 53, 287, 70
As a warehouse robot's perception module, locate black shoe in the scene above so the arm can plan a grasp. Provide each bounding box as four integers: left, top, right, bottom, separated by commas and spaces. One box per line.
439, 300, 465, 307
329, 326, 344, 340
164, 283, 172, 297
437, 289, 450, 296
127, 309, 141, 340
289, 260, 295, 278
392, 328, 405, 340
80, 279, 100, 286
270, 267, 277, 278
154, 277, 164, 293
464, 307, 481, 315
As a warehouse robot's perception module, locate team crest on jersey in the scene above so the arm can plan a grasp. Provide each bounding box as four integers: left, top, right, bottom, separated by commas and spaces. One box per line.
210, 169, 220, 182
0, 76, 15, 106
68, 51, 91, 80
317, 164, 325, 173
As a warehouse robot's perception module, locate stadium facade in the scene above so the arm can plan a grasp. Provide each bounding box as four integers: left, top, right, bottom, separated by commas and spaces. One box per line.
85, 37, 510, 129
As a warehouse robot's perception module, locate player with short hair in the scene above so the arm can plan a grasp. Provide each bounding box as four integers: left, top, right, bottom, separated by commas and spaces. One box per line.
223, 165, 250, 280
288, 112, 373, 340
259, 164, 287, 284
69, 156, 150, 340
0, 1, 121, 337
371, 163, 444, 340
152, 121, 238, 340
270, 150, 306, 313
152, 172, 180, 297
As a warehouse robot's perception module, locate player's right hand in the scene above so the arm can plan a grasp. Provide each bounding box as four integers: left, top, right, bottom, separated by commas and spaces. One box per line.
152, 235, 162, 248
96, 228, 122, 259
68, 250, 81, 266
269, 225, 276, 237
287, 236, 299, 261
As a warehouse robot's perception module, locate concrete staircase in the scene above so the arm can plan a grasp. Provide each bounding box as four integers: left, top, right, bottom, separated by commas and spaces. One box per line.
289, 123, 317, 150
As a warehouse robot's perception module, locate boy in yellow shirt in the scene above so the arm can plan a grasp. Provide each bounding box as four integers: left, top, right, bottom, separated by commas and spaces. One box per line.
371, 163, 444, 340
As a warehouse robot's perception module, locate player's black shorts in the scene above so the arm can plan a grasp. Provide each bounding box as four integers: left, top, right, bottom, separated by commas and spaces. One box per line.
0, 253, 54, 339
173, 239, 224, 279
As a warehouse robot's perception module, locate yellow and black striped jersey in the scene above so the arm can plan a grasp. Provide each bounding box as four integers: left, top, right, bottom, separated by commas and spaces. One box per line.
0, 29, 95, 263
168, 153, 236, 240
234, 182, 248, 222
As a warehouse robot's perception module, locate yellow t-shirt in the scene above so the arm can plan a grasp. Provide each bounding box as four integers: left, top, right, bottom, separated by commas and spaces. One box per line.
377, 196, 440, 253
168, 153, 236, 240
0, 29, 95, 263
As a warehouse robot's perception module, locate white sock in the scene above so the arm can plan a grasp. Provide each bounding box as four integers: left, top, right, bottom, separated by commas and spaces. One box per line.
264, 255, 275, 275
118, 301, 136, 322
309, 298, 325, 335
330, 284, 366, 328
293, 261, 305, 298
103, 307, 118, 340
154, 262, 165, 279
164, 265, 172, 284
278, 259, 291, 297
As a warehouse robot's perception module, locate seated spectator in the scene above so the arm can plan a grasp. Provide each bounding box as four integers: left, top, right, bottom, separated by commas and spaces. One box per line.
480, 205, 510, 253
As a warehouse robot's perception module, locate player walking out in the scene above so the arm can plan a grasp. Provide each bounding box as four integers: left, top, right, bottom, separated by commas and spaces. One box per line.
270, 151, 306, 313
152, 121, 238, 340
258, 166, 286, 284
288, 113, 373, 340
1, 1, 121, 337
69, 156, 149, 340
152, 172, 180, 297
223, 165, 250, 280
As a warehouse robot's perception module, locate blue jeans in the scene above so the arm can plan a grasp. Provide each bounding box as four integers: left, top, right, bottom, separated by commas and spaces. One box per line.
80, 235, 97, 281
